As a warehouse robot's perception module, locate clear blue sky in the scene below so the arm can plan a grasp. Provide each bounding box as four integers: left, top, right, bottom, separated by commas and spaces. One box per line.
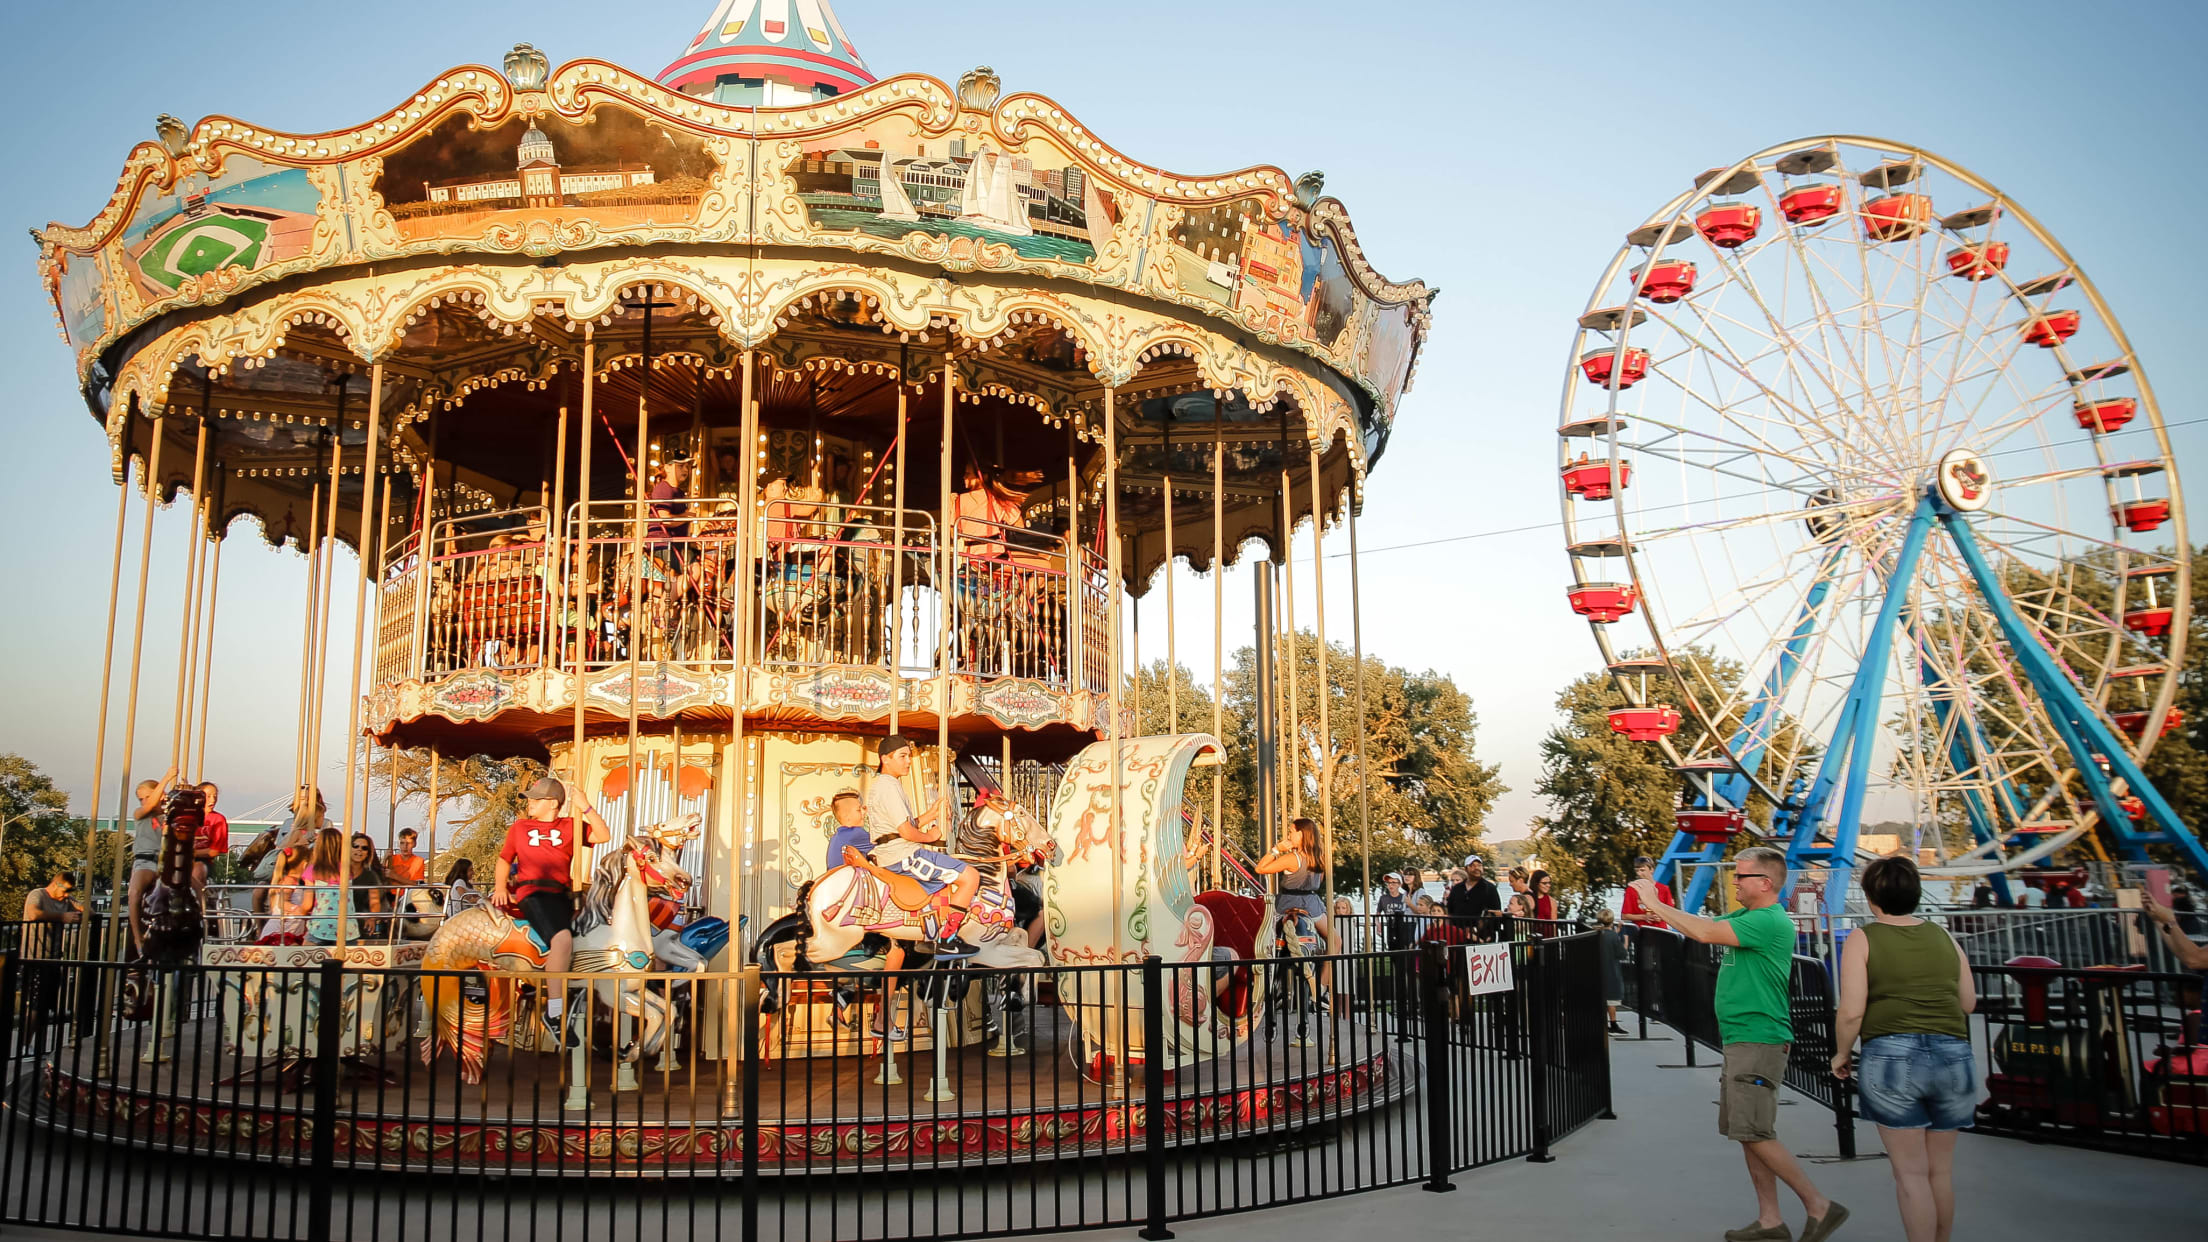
2, 0, 2202, 840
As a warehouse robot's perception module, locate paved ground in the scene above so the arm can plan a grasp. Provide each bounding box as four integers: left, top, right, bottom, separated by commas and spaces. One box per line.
1033, 1032, 2202, 1241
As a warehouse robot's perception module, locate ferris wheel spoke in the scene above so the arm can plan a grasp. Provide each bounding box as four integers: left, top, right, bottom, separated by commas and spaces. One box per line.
1629, 491, 1906, 548
1639, 306, 1863, 466
1619, 419, 1856, 495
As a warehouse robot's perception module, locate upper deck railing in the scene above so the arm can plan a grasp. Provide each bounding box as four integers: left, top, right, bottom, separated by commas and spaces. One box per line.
372, 496, 1111, 715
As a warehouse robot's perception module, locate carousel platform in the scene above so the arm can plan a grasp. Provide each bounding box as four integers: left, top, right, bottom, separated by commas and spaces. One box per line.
18, 1004, 1408, 1176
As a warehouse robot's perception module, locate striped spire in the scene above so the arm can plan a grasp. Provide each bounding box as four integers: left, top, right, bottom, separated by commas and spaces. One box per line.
658, 0, 875, 103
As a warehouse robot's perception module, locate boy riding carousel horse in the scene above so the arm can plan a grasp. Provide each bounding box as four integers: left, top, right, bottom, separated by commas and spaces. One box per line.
857, 734, 981, 957
493, 775, 610, 1041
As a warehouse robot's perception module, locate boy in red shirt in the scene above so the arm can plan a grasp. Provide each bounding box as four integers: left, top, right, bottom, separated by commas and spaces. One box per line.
494, 776, 609, 1038
1621, 855, 1672, 931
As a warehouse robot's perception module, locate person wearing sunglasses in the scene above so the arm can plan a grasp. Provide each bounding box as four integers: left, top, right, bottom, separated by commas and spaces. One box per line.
1632, 847, 1847, 1242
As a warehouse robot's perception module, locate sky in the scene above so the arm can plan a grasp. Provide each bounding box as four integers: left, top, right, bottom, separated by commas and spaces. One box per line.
2, 0, 2203, 843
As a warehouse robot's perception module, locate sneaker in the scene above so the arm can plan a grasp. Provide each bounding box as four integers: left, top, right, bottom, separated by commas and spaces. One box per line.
1607, 1022, 1630, 1035
539, 1006, 579, 1048
932, 935, 978, 958
1723, 1224, 1790, 1242
1800, 1202, 1849, 1242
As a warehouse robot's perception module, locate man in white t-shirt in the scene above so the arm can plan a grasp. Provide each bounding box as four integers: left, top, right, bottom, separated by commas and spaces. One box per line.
863, 734, 981, 953
2018, 883, 2047, 909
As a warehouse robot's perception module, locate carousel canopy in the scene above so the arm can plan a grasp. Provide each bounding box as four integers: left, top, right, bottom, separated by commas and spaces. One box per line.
658, 0, 875, 104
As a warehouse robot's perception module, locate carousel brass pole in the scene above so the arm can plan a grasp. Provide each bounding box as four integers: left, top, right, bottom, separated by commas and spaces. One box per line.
572, 332, 595, 855
546, 404, 569, 672
1162, 415, 1177, 733
292, 446, 326, 792
733, 346, 757, 930
1104, 387, 1124, 962
426, 743, 441, 878
336, 362, 385, 955
1279, 417, 1300, 821
1307, 442, 1335, 958
310, 414, 345, 790
170, 403, 211, 773
1348, 499, 1375, 950
367, 481, 394, 844
110, 407, 165, 958
168, 415, 210, 777
1210, 407, 1225, 889
1130, 575, 1141, 732
626, 294, 656, 848
889, 346, 908, 734
78, 456, 132, 955
412, 412, 437, 682
1064, 417, 1079, 699
937, 355, 955, 807
192, 524, 223, 784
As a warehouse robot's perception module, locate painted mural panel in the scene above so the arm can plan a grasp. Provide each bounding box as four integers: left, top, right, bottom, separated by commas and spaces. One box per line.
52, 250, 106, 350
373, 106, 721, 242
1162, 197, 1354, 347
792, 115, 1116, 264
118, 155, 319, 300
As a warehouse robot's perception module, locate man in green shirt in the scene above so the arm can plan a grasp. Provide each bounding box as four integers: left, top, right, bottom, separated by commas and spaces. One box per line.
1633, 846, 1849, 1242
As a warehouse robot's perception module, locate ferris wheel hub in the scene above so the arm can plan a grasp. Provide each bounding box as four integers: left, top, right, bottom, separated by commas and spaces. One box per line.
1935, 448, 1993, 512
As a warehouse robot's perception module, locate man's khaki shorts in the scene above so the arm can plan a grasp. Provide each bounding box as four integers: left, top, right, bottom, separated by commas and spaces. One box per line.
1718, 1041, 1789, 1143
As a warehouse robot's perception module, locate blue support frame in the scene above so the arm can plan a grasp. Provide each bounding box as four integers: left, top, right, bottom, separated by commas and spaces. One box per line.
1661, 547, 1844, 911
1940, 507, 2208, 880
1649, 487, 2207, 914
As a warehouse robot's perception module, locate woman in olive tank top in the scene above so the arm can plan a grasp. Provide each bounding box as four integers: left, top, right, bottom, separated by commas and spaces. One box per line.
1830, 856, 1977, 1242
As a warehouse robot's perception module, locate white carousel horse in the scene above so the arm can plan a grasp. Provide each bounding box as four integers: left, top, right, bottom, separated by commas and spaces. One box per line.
419, 813, 699, 1083
789, 794, 1046, 969
749, 792, 1047, 1057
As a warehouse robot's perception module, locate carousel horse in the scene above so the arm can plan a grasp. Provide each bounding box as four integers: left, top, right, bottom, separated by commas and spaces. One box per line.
419, 813, 699, 1083
120, 786, 207, 1024
750, 782, 1047, 1054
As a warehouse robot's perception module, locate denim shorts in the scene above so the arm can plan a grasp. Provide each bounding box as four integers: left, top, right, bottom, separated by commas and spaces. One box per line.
1856, 1032, 1975, 1131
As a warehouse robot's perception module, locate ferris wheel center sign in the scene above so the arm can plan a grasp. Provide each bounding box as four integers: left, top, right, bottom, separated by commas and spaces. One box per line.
1937, 449, 1994, 512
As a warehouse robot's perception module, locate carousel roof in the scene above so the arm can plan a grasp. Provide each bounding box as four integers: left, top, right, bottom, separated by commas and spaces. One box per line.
658, 0, 875, 101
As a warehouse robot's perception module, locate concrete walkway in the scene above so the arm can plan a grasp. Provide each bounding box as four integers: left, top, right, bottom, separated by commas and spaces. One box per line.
1042, 1032, 2201, 1241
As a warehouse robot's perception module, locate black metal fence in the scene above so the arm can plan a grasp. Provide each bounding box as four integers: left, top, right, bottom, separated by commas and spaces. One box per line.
0, 932, 1612, 1242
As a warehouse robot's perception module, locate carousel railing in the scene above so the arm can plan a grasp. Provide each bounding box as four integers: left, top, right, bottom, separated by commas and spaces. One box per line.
421, 506, 553, 676
948, 516, 1076, 687
1077, 543, 1111, 695
372, 529, 423, 685
200, 882, 462, 945
754, 500, 940, 675
566, 498, 747, 670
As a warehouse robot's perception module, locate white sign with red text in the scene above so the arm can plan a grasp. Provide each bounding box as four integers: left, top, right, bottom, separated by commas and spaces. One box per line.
1459, 942, 1515, 996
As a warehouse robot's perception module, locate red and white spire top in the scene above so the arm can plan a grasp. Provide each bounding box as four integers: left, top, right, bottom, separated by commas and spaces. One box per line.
658, 0, 875, 103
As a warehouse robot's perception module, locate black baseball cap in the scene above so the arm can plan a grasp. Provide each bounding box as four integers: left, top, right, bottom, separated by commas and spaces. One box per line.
878, 733, 916, 759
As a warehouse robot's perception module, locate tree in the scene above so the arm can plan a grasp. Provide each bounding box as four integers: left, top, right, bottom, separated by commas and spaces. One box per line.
0, 754, 98, 916
1199, 631, 1505, 894
369, 748, 546, 883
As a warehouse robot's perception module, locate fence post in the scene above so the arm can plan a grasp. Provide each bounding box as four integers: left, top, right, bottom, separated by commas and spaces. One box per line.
1419, 942, 1455, 1192
0, 951, 17, 1065
740, 965, 762, 1242
1822, 980, 1856, 1160
1634, 937, 1650, 1040
1526, 941, 1555, 1163
1594, 941, 1616, 1121
1139, 955, 1174, 1240
308, 959, 342, 1242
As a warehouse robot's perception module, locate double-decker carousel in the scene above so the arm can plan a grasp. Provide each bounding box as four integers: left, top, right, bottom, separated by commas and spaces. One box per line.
25, 3, 1433, 1174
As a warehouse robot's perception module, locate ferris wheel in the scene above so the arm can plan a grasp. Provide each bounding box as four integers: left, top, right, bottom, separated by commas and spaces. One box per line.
1557, 136, 2205, 913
